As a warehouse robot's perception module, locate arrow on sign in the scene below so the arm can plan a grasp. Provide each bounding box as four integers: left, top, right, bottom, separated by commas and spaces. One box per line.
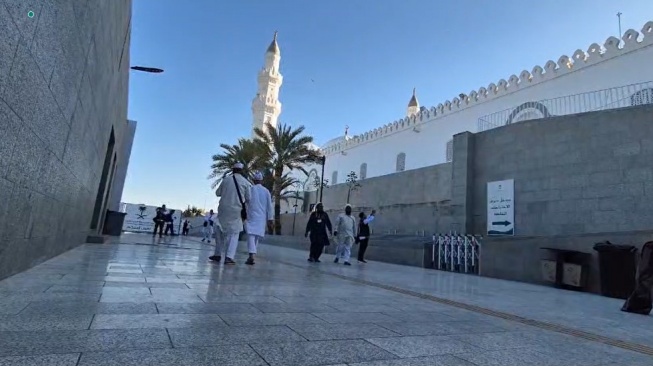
492, 221, 511, 226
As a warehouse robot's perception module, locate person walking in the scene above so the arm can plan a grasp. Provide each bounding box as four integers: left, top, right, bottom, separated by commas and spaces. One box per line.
182, 220, 189, 236
152, 205, 166, 238
334, 204, 356, 266
164, 209, 176, 236
202, 209, 216, 243
243, 171, 273, 265
215, 162, 251, 265
304, 203, 333, 262
356, 210, 376, 263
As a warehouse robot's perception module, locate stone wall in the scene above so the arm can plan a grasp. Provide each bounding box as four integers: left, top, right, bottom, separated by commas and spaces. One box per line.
467, 105, 653, 292
471, 106, 653, 236
0, 0, 133, 280
270, 105, 653, 294
279, 163, 454, 236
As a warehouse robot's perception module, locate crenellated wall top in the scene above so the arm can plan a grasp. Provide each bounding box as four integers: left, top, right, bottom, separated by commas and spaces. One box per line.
321, 21, 653, 155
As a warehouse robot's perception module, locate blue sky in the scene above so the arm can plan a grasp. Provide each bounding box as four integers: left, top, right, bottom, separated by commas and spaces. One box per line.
123, 0, 652, 210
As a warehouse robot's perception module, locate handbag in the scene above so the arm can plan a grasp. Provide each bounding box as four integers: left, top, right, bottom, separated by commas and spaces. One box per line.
232, 175, 247, 220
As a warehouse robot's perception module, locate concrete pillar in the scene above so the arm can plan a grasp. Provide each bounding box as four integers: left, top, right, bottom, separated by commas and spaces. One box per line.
108, 119, 137, 211
450, 131, 475, 234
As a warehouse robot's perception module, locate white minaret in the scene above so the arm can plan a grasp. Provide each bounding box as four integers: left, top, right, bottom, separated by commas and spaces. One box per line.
252, 31, 283, 138
406, 87, 420, 117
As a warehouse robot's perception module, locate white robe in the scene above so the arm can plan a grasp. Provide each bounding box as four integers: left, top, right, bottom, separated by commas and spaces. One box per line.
246, 184, 273, 237
336, 213, 356, 240
216, 173, 251, 234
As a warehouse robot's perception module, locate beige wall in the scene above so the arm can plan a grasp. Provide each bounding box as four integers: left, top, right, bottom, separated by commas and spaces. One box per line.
279, 163, 454, 236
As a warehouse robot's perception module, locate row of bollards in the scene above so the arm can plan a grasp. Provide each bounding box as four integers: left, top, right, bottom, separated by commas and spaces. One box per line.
432, 233, 482, 275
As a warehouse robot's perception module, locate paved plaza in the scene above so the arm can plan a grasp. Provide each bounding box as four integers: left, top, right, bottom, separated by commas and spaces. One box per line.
0, 234, 652, 365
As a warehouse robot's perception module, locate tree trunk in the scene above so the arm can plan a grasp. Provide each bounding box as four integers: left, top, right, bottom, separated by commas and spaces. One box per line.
273, 166, 283, 235
347, 188, 351, 204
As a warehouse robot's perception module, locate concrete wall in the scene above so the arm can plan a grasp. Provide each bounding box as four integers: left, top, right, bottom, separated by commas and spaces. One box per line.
468, 105, 653, 292
263, 235, 429, 268
0, 0, 133, 280
270, 105, 653, 294
279, 163, 454, 236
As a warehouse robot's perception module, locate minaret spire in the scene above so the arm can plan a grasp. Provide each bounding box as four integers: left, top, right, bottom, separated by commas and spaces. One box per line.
407, 87, 420, 117
252, 31, 284, 138
267, 31, 280, 54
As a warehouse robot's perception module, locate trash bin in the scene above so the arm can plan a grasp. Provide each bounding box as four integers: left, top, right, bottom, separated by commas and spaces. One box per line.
622, 241, 653, 315
593, 241, 638, 299
103, 210, 126, 236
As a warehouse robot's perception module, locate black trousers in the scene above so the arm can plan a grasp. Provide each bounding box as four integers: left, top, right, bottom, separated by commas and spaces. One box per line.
164, 223, 174, 236
309, 240, 326, 260
357, 238, 369, 261
153, 221, 164, 236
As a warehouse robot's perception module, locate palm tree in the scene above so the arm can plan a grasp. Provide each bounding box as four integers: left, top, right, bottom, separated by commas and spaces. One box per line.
208, 138, 267, 188
182, 206, 205, 217
253, 122, 320, 234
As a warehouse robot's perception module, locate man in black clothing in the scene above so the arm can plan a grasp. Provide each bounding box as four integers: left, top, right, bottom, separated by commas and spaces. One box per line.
305, 203, 333, 262
152, 205, 166, 237
356, 210, 376, 263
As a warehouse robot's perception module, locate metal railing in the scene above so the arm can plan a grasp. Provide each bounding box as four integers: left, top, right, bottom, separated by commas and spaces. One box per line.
431, 233, 482, 275
477, 81, 653, 132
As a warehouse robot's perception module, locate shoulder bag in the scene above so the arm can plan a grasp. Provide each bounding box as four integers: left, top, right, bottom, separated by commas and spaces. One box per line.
232, 175, 247, 220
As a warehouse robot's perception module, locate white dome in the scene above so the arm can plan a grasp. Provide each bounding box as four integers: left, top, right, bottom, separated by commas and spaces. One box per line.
305, 142, 320, 151
321, 134, 352, 149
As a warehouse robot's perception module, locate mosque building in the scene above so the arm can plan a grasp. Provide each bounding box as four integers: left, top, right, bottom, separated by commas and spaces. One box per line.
251, 21, 653, 211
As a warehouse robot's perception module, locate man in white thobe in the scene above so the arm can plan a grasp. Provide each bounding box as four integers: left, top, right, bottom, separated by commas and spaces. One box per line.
201, 209, 216, 243
334, 204, 357, 266
244, 171, 273, 265
215, 162, 251, 265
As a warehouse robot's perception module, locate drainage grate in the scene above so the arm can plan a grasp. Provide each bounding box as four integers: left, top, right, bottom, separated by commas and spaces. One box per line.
278, 260, 653, 356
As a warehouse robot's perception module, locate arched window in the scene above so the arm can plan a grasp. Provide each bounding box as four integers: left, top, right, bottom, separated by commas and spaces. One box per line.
505, 101, 551, 125
360, 163, 367, 180
396, 153, 406, 172
631, 88, 653, 106
331, 171, 338, 185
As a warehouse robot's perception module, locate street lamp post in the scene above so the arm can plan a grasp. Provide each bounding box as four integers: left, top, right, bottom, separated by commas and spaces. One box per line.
319, 155, 326, 203
130, 66, 164, 73
291, 197, 298, 236
291, 182, 301, 236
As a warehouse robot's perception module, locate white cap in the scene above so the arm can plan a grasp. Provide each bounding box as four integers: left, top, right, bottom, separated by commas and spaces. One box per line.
233, 162, 244, 169
253, 171, 263, 181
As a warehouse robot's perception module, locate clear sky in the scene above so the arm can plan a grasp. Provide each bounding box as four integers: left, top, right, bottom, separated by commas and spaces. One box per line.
123, 0, 652, 211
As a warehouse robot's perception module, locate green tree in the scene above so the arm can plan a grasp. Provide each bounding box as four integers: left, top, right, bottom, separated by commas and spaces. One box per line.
312, 175, 329, 205
253, 122, 320, 234
345, 171, 361, 204
208, 138, 267, 188
182, 206, 205, 217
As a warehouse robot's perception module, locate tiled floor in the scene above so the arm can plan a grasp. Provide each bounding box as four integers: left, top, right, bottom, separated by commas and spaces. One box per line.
0, 233, 651, 365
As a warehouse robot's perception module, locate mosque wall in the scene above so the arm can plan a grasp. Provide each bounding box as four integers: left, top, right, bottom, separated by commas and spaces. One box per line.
276, 104, 653, 293
472, 104, 653, 292
321, 21, 653, 182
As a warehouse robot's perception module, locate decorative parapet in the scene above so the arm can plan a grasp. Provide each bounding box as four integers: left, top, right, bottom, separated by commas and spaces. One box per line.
321, 21, 653, 156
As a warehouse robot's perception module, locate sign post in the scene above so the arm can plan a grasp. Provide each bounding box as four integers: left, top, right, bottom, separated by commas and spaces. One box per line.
487, 179, 514, 236
121, 203, 182, 234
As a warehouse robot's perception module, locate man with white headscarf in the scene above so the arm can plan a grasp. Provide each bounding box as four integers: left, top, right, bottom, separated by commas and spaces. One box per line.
243, 171, 273, 265
213, 162, 251, 265
334, 204, 357, 266
202, 209, 216, 243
